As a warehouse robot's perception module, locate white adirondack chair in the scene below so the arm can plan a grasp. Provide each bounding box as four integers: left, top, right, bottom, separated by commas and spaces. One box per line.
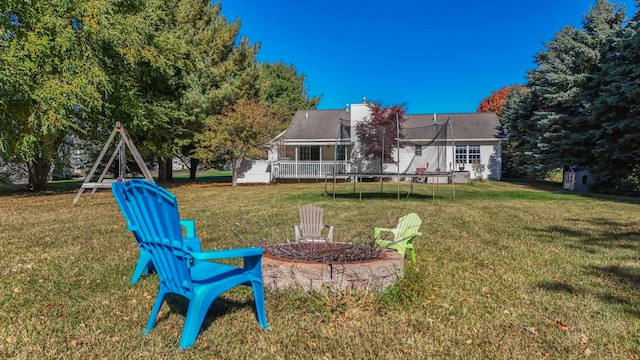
293, 205, 335, 243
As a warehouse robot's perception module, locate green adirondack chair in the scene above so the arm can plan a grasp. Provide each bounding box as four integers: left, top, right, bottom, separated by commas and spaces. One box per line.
374, 213, 422, 262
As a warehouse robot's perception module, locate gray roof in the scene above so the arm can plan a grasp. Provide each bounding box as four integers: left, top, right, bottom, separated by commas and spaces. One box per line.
284, 110, 350, 140
282, 109, 504, 142
403, 112, 505, 141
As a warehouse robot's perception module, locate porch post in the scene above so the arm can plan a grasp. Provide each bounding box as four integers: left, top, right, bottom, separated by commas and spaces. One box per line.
295, 147, 298, 178
319, 146, 323, 177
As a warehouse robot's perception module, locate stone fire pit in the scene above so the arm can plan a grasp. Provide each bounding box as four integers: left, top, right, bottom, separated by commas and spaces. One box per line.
261, 242, 404, 292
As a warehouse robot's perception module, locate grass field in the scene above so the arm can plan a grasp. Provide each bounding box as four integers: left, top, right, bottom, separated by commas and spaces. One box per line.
0, 179, 639, 359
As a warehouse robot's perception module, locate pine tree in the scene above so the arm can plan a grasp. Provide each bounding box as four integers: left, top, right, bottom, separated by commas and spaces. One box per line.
258, 61, 321, 127
499, 86, 538, 177
590, 8, 640, 191
526, 0, 625, 174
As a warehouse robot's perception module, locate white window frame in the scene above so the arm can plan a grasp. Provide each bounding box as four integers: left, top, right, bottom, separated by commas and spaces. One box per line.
455, 145, 481, 164
468, 145, 480, 163
455, 145, 467, 164
299, 146, 311, 161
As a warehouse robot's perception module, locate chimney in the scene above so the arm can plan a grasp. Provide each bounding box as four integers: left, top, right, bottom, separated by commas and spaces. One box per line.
346, 104, 349, 112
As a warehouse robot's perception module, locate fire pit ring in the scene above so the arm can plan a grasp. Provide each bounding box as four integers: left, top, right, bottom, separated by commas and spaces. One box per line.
261, 242, 404, 292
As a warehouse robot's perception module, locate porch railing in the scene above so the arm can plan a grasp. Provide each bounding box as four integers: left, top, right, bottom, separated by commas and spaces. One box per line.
271, 160, 350, 179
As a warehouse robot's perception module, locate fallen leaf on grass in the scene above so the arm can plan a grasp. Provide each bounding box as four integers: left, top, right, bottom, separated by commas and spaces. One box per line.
580, 333, 588, 345
524, 327, 538, 335
556, 319, 568, 331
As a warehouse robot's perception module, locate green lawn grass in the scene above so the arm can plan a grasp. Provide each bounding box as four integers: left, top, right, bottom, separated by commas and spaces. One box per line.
0, 179, 639, 358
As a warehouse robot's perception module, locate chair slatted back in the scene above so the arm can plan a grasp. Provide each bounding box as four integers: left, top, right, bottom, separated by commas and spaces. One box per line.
112, 180, 193, 297
299, 205, 325, 238
396, 213, 422, 241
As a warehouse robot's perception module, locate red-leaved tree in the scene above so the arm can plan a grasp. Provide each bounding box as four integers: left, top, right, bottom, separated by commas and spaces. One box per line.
477, 85, 526, 115
355, 101, 407, 168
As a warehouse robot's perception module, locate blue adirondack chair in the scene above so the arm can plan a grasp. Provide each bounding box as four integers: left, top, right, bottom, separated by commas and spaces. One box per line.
112, 179, 268, 349
114, 185, 202, 284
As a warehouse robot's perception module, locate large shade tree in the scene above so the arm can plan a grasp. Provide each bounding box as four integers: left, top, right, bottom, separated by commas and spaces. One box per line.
193, 98, 280, 186
0, 0, 107, 190
1, 0, 263, 188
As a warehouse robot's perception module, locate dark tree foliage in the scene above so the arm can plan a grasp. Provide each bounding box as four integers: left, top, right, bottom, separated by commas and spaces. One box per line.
589, 9, 640, 191
499, 87, 538, 177
506, 0, 629, 188
258, 61, 321, 127
355, 102, 406, 167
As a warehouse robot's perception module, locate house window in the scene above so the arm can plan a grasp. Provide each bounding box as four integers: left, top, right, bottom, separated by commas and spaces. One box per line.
468, 145, 480, 163
278, 145, 289, 159
455, 145, 467, 164
299, 146, 311, 161
336, 145, 347, 161
415, 145, 422, 156
455, 145, 481, 164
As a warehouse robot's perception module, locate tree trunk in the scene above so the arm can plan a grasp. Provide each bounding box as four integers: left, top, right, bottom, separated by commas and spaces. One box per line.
189, 158, 199, 180
28, 157, 51, 191
165, 158, 173, 182
231, 157, 243, 187
157, 158, 167, 183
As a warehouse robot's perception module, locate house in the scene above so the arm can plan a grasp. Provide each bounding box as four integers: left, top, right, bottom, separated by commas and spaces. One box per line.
257, 101, 505, 183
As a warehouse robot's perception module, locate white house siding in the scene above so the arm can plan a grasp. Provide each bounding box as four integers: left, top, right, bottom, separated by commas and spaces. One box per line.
383, 142, 502, 180
236, 160, 271, 184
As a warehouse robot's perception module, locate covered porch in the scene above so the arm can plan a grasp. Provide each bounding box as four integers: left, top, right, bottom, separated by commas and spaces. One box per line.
271, 142, 351, 179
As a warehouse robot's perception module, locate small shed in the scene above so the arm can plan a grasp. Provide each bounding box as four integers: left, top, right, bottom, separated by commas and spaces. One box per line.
562, 167, 592, 192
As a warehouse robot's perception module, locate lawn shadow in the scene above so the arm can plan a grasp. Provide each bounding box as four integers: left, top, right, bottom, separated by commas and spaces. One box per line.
162, 292, 260, 334
0, 181, 84, 197
503, 179, 640, 205
323, 191, 438, 201
537, 280, 580, 295
537, 264, 640, 318
528, 217, 640, 253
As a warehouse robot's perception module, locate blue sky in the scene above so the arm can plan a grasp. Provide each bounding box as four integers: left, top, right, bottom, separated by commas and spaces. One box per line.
221, 1, 637, 114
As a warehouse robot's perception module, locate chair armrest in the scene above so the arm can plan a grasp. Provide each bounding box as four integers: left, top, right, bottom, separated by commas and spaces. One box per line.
183, 237, 202, 252
180, 220, 196, 238
325, 225, 335, 242
190, 247, 264, 261
293, 224, 301, 240
374, 227, 393, 238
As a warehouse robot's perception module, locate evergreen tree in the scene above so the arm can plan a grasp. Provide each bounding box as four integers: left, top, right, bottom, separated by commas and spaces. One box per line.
590, 7, 640, 191
176, 0, 260, 179
526, 0, 625, 175
258, 61, 321, 127
499, 86, 537, 177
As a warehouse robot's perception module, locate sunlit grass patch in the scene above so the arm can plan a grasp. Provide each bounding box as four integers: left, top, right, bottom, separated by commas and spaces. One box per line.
0, 180, 638, 358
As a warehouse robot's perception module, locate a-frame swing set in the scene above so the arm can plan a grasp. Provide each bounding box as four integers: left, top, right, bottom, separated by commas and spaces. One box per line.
73, 122, 154, 205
